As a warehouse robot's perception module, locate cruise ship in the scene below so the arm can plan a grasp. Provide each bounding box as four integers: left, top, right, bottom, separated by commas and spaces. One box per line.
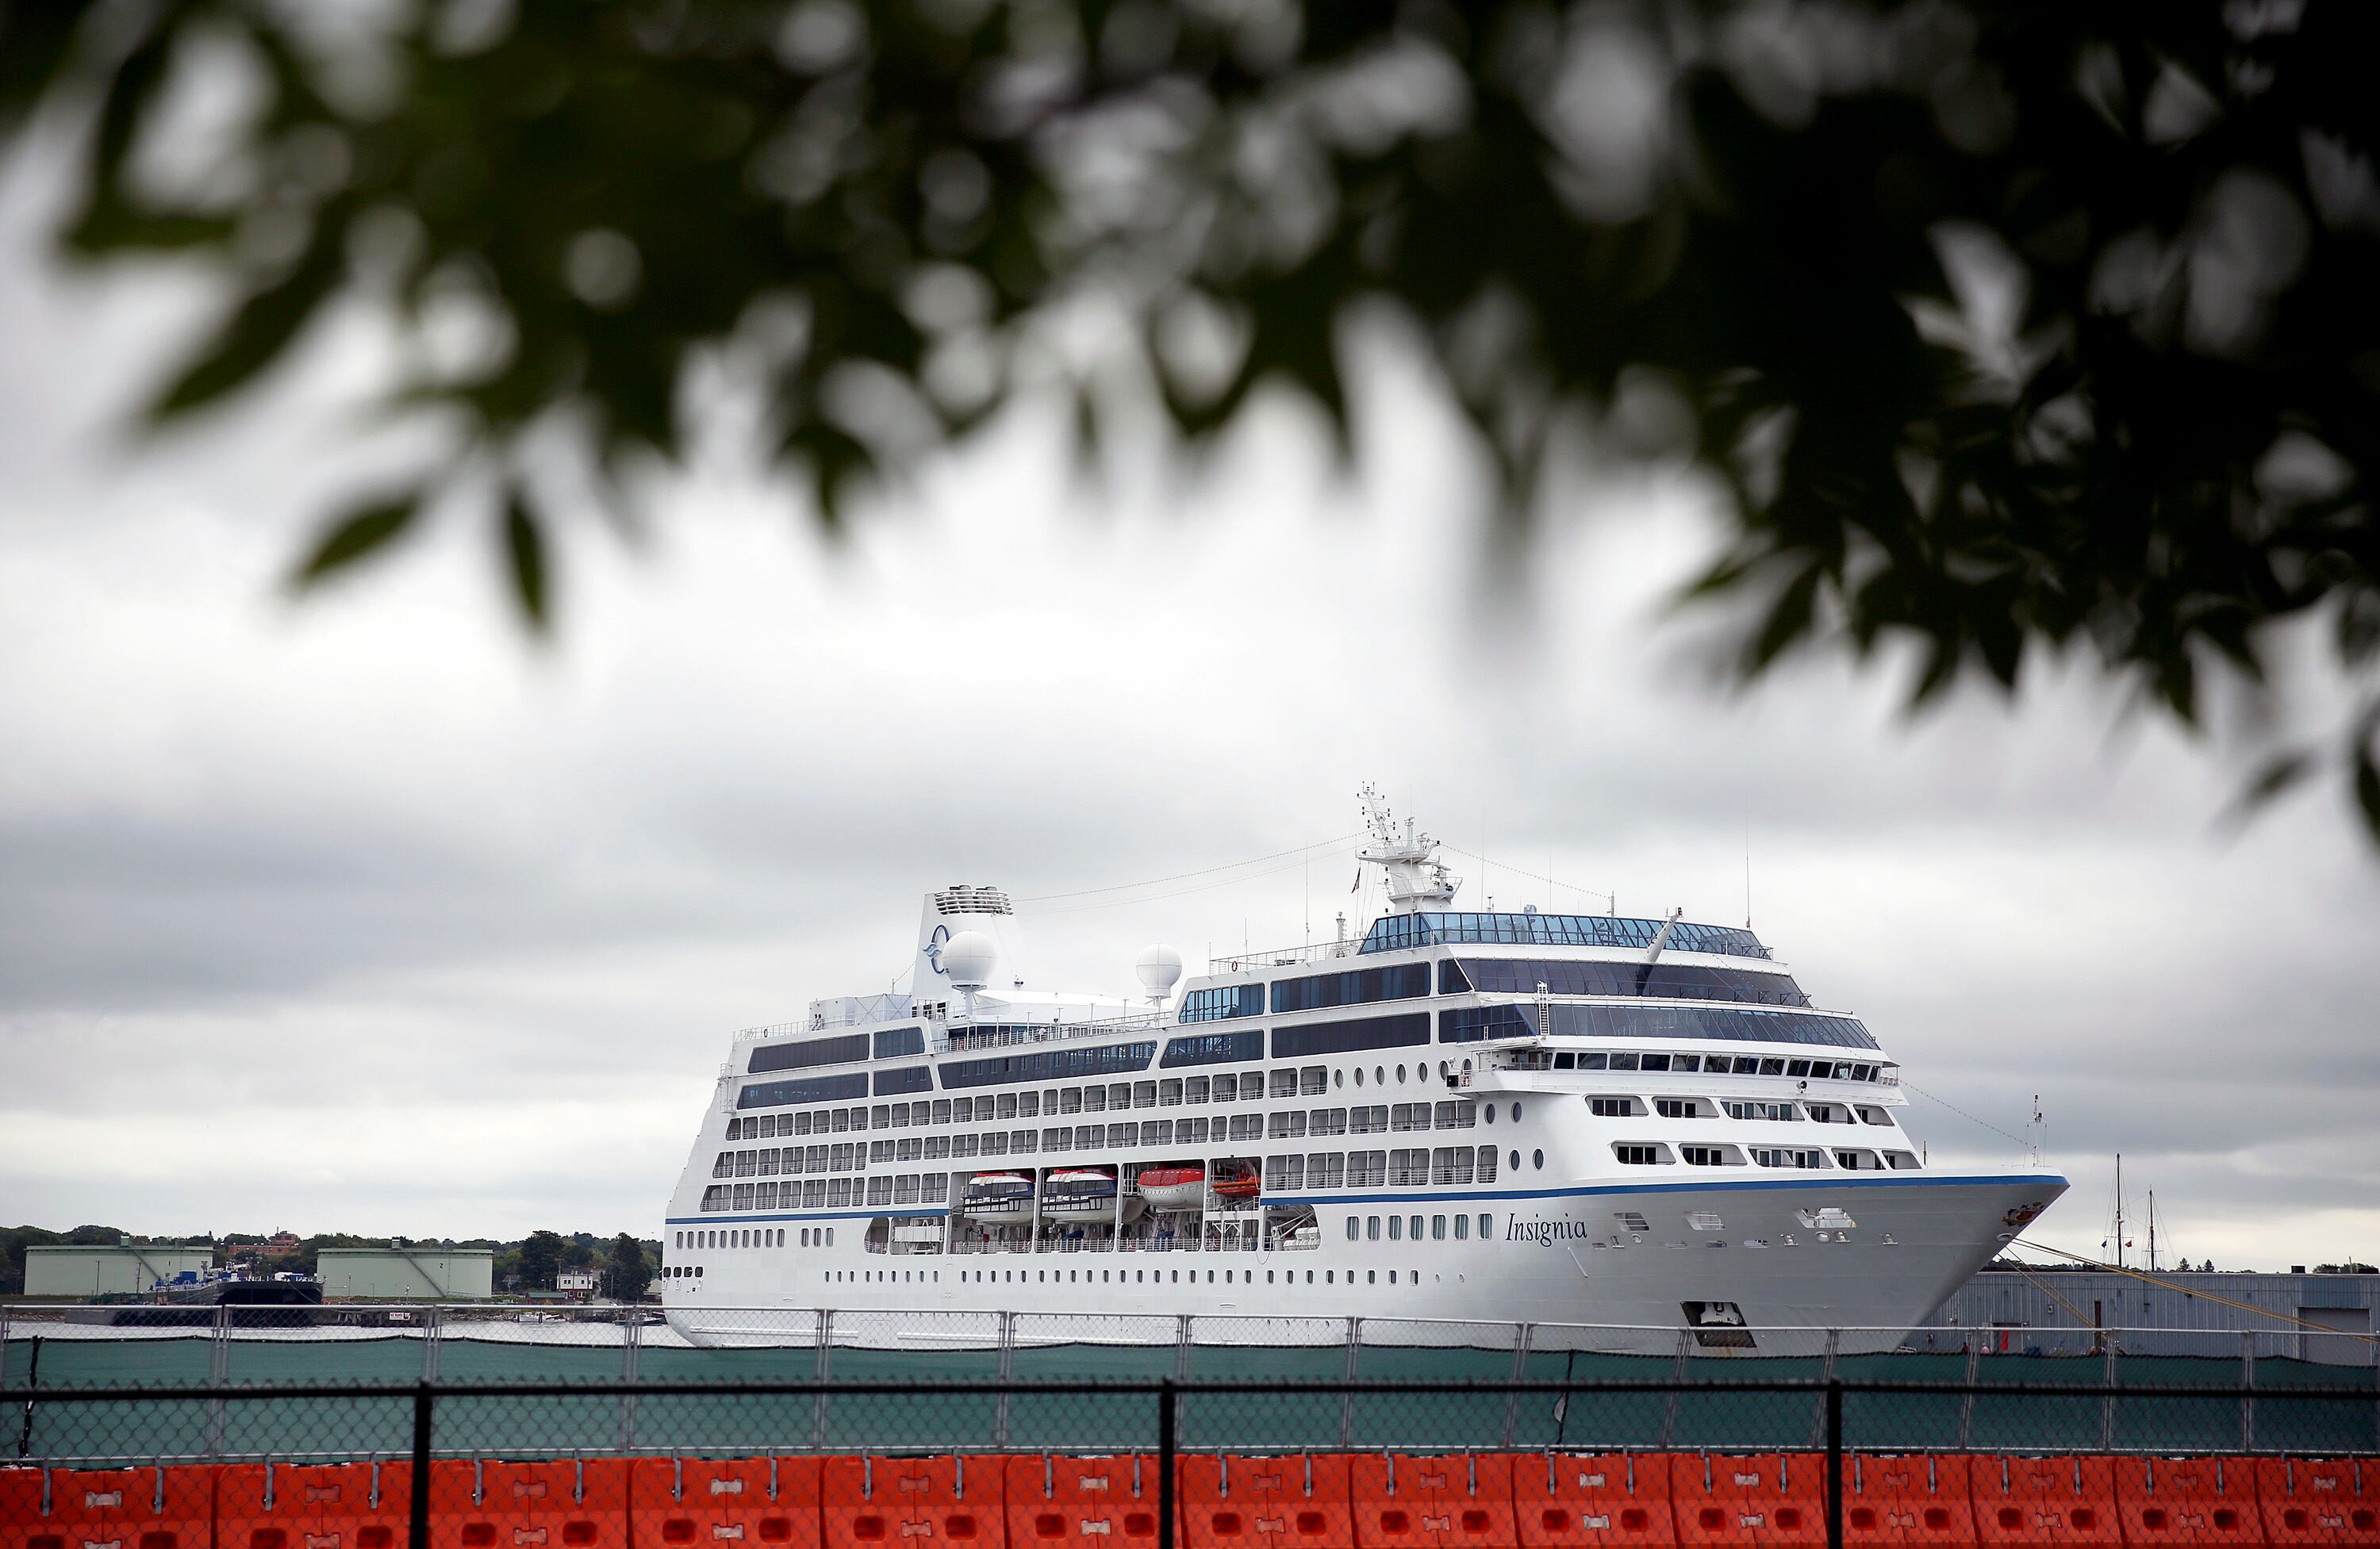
660, 792, 2065, 1352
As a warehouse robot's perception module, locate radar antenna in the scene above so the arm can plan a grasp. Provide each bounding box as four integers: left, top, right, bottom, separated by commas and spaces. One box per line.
1357, 783, 1461, 914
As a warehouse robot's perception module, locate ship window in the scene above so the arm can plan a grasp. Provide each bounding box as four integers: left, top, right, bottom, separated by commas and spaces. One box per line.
1270, 1068, 1299, 1097
1554, 1052, 1576, 1069
1301, 1066, 1328, 1095
1366, 1216, 1381, 1240
1655, 1098, 1699, 1118
1509, 1148, 1521, 1171
1015, 1092, 1038, 1118
1588, 1097, 1637, 1117
1273, 1014, 1432, 1060
1641, 1054, 1672, 1072
1511, 1102, 1522, 1121
1134, 1081, 1157, 1108
995, 1093, 1019, 1119
1395, 1064, 1407, 1083
1786, 1060, 1812, 1077
1759, 1058, 1787, 1075
1533, 1148, 1545, 1168
1272, 962, 1431, 1014
1389, 1215, 1403, 1239
1307, 1152, 1344, 1188
1614, 1143, 1664, 1165
1453, 1214, 1468, 1240
1579, 1052, 1608, 1070
1354, 1068, 1365, 1087
1608, 1052, 1639, 1071
1160, 1079, 1182, 1106
1345, 1217, 1359, 1240
1859, 1106, 1891, 1125
1476, 1145, 1497, 1182
1477, 1214, 1491, 1238
1483, 1104, 1495, 1125
1672, 1054, 1701, 1072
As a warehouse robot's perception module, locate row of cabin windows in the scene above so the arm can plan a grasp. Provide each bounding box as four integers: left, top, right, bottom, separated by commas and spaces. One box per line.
1348, 1213, 1495, 1241
1611, 1141, 1920, 1170
1266, 1144, 1507, 1190
724, 1066, 1469, 1140
721, 1102, 1499, 1182
697, 1141, 1524, 1217
935, 1266, 1439, 1287
700, 1173, 952, 1212
1587, 1097, 1896, 1125
1506, 1049, 1891, 1080
674, 1226, 789, 1249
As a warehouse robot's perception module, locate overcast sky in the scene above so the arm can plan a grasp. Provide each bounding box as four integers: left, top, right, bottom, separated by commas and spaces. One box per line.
2, 140, 2375, 1275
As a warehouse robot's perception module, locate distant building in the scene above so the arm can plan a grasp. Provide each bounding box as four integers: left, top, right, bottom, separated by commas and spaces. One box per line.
25, 1244, 214, 1298
313, 1248, 494, 1300
555, 1270, 600, 1296
1920, 1267, 2380, 1364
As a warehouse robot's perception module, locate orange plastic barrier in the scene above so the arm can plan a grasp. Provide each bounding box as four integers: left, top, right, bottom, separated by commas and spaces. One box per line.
2114, 1457, 2259, 1547
1965, 1457, 2115, 1549
2257, 1457, 2375, 1545
217, 1462, 413, 1549
628, 1457, 818, 1549
1003, 1454, 1163, 1548
1841, 1454, 1974, 1547
0, 1465, 217, 1549
820, 1456, 995, 1544
1671, 1454, 1823, 1548
1349, 1452, 1517, 1549
1177, 1454, 1353, 1549
1511, 1451, 1674, 1547
427, 1459, 628, 1549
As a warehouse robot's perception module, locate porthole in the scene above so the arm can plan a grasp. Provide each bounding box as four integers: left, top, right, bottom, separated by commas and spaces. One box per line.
1510, 1149, 1521, 1171
1511, 1102, 1522, 1122
1484, 1106, 1495, 1125
1395, 1064, 1407, 1083
1354, 1068, 1365, 1087
1375, 1065, 1385, 1084
1334, 1069, 1344, 1088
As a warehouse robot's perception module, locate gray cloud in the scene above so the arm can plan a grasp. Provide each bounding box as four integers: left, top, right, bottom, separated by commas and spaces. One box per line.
2, 144, 2374, 1267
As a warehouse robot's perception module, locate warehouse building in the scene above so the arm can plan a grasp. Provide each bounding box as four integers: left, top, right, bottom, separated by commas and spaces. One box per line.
24, 1244, 214, 1298
313, 1247, 494, 1300
1915, 1267, 2380, 1363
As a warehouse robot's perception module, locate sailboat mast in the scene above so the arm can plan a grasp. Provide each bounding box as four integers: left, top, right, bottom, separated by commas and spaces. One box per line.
2113, 1153, 2125, 1271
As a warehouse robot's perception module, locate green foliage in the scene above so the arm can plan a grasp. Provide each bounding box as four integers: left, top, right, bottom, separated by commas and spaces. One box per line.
3, 0, 2376, 830
608, 1231, 654, 1301
515, 1229, 569, 1290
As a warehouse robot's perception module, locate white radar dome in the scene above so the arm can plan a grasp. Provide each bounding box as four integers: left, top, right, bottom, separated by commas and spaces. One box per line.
940, 930, 999, 989
1134, 944, 1184, 1003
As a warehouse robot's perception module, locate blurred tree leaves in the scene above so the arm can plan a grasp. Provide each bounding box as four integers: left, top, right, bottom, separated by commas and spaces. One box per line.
2, 0, 2375, 834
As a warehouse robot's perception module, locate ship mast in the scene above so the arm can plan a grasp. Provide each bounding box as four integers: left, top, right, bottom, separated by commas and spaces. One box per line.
1357, 783, 1460, 914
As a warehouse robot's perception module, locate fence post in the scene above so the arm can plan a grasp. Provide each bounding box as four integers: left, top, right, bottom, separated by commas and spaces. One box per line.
1338, 1318, 1361, 1447
1657, 1330, 1689, 1447
206, 1306, 232, 1459
1157, 1377, 1177, 1549
2240, 1332, 2255, 1453
2100, 1335, 2118, 1451
810, 1311, 833, 1451
1499, 1323, 1534, 1449
993, 1312, 1015, 1449
409, 1382, 434, 1549
1825, 1379, 1843, 1549
1956, 1340, 1979, 1451
617, 1308, 641, 1454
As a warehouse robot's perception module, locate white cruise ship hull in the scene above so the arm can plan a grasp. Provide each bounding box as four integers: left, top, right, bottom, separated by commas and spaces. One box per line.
662, 1171, 2061, 1356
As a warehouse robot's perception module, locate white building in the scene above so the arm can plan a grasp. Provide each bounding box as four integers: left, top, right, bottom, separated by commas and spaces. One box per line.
313, 1247, 494, 1300
24, 1244, 213, 1298
555, 1269, 601, 1294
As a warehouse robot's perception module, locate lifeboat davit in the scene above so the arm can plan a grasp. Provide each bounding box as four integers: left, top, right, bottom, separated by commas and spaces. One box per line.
1042, 1168, 1144, 1223
962, 1171, 1034, 1221
1135, 1165, 1205, 1212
